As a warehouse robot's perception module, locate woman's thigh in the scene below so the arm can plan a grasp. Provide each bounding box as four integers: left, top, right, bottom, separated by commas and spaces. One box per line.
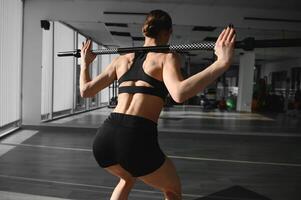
138, 157, 181, 194
105, 164, 136, 182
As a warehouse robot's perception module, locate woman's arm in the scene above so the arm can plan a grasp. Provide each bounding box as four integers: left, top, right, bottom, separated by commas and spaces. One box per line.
163, 26, 236, 103
80, 60, 117, 98
80, 40, 117, 98
163, 54, 229, 103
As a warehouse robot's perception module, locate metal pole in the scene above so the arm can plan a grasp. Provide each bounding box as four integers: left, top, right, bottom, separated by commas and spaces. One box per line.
57, 38, 301, 58
57, 42, 216, 57
50, 21, 55, 119
71, 31, 77, 114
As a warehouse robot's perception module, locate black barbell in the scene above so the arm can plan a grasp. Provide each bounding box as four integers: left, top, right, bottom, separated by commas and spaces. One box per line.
57, 37, 301, 58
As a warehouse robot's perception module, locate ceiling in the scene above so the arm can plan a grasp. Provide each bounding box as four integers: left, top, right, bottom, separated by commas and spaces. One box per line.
73, 0, 301, 11
52, 0, 301, 64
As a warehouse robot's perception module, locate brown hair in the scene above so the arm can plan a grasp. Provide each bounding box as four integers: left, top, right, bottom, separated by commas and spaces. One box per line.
142, 10, 172, 38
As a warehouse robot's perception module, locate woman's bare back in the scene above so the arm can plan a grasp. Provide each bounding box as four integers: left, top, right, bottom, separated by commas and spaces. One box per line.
113, 52, 168, 123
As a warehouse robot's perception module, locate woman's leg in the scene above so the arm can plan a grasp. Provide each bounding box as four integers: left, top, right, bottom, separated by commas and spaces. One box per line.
138, 157, 182, 200
104, 164, 137, 200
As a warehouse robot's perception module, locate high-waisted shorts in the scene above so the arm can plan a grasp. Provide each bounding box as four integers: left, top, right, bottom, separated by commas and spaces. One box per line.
92, 112, 166, 177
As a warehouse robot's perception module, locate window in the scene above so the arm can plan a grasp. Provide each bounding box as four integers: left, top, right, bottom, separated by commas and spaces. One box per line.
0, 0, 23, 136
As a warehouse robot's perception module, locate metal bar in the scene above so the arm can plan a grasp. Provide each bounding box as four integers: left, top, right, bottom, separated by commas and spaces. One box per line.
57, 42, 216, 58
57, 38, 301, 58
254, 38, 301, 48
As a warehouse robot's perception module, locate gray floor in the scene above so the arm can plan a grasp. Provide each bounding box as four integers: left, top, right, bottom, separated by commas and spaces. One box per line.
0, 107, 301, 199
47, 107, 301, 137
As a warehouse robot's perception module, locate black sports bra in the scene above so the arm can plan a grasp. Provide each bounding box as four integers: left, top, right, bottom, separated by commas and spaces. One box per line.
118, 52, 168, 101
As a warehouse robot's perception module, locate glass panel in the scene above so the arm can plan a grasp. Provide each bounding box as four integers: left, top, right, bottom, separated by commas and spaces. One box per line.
0, 0, 22, 133
89, 42, 98, 108
52, 22, 74, 117
75, 33, 87, 112
100, 47, 110, 105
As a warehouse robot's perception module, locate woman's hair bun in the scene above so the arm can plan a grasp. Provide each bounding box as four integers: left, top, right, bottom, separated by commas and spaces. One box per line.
144, 20, 159, 38
143, 10, 172, 38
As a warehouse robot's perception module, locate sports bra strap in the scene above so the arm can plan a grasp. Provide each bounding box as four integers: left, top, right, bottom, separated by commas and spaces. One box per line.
119, 86, 167, 100
117, 52, 168, 101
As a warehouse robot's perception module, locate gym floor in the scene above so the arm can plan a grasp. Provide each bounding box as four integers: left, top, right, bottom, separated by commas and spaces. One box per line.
0, 107, 300, 200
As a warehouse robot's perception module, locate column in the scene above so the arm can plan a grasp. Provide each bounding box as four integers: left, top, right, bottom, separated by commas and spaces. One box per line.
237, 51, 255, 112
22, 3, 43, 125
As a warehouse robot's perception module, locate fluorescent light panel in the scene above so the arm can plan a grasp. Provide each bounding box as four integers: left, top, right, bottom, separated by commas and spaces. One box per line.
105, 22, 128, 27
203, 37, 218, 41
244, 17, 301, 23
192, 26, 216, 31
104, 11, 148, 16
132, 36, 144, 41
110, 31, 131, 37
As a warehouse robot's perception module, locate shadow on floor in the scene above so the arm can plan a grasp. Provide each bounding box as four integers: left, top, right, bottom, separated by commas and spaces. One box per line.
195, 185, 271, 200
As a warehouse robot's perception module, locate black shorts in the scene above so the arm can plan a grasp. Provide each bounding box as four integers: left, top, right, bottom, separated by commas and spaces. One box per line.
92, 112, 166, 177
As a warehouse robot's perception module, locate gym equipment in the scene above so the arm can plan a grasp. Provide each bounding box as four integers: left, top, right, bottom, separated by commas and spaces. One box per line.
57, 38, 301, 58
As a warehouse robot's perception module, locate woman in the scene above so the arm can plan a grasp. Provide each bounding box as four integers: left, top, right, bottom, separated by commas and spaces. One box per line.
80, 10, 235, 200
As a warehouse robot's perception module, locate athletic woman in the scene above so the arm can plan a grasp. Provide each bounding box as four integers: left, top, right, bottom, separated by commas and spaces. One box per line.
80, 10, 236, 200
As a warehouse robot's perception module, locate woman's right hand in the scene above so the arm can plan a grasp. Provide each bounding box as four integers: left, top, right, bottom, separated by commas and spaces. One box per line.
81, 39, 96, 67
214, 25, 236, 68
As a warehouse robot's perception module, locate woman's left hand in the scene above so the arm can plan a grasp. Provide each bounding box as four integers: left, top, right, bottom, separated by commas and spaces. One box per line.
214, 25, 236, 68
81, 39, 96, 66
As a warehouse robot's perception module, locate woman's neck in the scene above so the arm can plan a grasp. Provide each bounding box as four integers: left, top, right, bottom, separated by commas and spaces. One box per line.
143, 37, 166, 46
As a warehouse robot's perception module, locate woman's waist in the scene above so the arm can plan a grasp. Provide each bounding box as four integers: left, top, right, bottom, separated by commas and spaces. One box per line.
105, 111, 158, 131
112, 107, 161, 124
114, 95, 163, 123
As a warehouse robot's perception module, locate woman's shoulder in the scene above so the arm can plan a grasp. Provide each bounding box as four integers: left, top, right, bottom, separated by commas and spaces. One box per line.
117, 53, 135, 62
148, 51, 181, 61
115, 52, 180, 64
122, 53, 135, 58
109, 53, 135, 68
162, 52, 181, 64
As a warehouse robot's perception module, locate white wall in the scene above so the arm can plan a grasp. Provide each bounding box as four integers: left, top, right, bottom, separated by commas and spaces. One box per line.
22, 0, 45, 125
0, 0, 23, 126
